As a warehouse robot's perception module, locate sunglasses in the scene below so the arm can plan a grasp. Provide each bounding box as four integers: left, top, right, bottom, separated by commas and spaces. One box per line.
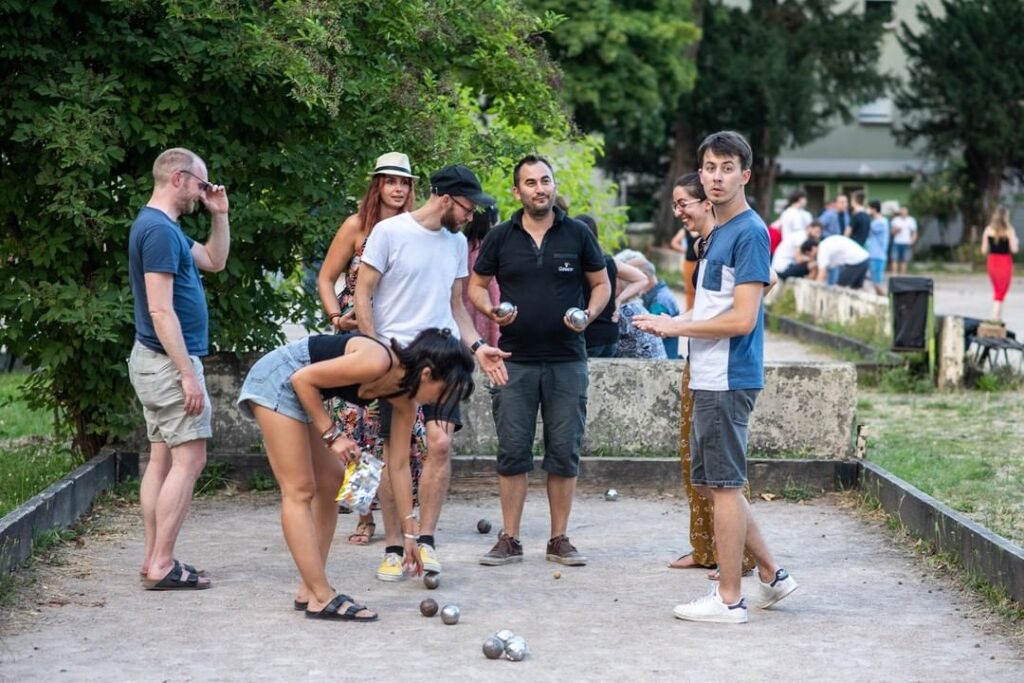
178, 169, 213, 192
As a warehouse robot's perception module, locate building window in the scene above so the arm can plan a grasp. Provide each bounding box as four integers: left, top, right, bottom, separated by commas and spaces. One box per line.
858, 97, 894, 125
865, 0, 894, 25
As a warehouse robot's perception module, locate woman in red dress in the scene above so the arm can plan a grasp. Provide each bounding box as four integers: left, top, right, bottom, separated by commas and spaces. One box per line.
980, 206, 1019, 321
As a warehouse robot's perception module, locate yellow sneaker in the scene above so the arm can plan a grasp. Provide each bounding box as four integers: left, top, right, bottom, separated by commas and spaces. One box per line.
375, 552, 406, 582
418, 544, 442, 574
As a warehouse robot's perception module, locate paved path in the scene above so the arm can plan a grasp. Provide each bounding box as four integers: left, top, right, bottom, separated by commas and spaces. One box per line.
1, 492, 1020, 681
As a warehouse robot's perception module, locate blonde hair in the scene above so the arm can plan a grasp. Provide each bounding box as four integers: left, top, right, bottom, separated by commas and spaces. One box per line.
152, 148, 201, 186
988, 206, 1013, 237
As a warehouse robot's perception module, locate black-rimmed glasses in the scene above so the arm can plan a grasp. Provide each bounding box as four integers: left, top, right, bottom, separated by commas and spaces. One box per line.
178, 169, 212, 192
673, 198, 702, 211
450, 196, 477, 215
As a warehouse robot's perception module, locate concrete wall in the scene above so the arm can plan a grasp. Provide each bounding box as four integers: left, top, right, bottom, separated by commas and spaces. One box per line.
202, 356, 857, 460
789, 278, 890, 333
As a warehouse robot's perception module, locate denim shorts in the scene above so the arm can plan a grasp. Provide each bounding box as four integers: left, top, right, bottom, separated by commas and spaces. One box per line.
128, 341, 213, 448
869, 258, 886, 285
489, 360, 588, 478
892, 244, 911, 263
236, 338, 311, 423
689, 389, 760, 488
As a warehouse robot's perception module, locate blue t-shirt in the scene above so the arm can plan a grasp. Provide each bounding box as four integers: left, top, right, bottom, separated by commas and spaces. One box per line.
128, 207, 209, 356
867, 216, 890, 261
689, 209, 770, 391
643, 281, 680, 317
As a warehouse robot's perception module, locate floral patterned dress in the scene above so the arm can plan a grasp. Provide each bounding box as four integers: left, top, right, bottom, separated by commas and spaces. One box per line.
333, 239, 426, 510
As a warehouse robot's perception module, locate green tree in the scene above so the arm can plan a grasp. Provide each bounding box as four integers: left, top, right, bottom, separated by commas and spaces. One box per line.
895, 0, 1024, 246
655, 0, 889, 238
0, 0, 578, 458
523, 0, 700, 172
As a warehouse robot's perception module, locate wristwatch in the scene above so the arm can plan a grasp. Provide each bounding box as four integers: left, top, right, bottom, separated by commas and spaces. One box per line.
470, 339, 486, 353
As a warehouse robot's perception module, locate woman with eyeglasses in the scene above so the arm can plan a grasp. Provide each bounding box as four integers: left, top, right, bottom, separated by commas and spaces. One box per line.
237, 328, 474, 621
316, 152, 426, 547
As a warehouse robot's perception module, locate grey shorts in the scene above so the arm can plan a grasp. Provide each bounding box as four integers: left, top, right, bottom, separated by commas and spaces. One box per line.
689, 389, 760, 488
490, 360, 588, 478
127, 341, 212, 448
236, 338, 311, 423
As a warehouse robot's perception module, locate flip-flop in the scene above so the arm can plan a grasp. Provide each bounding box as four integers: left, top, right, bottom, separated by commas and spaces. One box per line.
139, 561, 205, 581
306, 593, 378, 622
668, 552, 704, 570
707, 567, 755, 581
142, 560, 211, 591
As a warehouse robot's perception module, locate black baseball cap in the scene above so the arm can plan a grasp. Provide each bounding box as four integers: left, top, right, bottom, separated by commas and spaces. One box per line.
430, 165, 495, 207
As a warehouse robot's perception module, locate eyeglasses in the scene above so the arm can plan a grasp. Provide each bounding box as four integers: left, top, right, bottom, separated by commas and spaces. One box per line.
450, 196, 477, 215
178, 169, 212, 192
673, 198, 702, 211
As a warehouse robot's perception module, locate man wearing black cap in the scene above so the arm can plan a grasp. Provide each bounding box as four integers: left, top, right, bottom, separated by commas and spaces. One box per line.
467, 154, 611, 567
355, 164, 510, 582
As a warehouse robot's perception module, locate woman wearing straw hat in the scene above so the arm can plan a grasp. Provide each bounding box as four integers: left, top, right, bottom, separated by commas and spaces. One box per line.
317, 153, 426, 546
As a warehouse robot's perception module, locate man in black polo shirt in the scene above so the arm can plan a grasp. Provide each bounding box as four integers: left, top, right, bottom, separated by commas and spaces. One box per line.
468, 154, 611, 566
845, 190, 871, 246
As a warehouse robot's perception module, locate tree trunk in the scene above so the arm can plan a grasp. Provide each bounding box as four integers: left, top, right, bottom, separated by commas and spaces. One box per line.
655, 112, 697, 244
749, 156, 778, 222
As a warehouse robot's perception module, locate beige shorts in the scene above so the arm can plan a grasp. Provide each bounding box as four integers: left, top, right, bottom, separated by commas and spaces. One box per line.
128, 340, 212, 448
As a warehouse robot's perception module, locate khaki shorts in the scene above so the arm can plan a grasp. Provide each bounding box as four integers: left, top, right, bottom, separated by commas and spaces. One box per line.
128, 340, 212, 448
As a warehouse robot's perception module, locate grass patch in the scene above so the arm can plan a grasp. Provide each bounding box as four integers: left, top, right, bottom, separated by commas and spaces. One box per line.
0, 373, 53, 440
0, 441, 77, 517
859, 390, 1024, 547
246, 472, 278, 492
194, 461, 234, 496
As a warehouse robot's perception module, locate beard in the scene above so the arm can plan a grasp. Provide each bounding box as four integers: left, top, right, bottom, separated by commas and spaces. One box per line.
441, 207, 464, 233
177, 193, 200, 216
524, 193, 554, 219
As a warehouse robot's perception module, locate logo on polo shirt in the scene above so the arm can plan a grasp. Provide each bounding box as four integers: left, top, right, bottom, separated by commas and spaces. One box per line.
558, 261, 575, 273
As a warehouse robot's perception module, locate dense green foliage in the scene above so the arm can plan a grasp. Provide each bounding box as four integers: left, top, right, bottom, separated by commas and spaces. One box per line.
655, 0, 889, 235
895, 0, 1024, 244
0, 0, 609, 457
523, 0, 699, 171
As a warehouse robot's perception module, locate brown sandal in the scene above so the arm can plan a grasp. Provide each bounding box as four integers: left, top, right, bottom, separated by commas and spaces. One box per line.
347, 520, 375, 545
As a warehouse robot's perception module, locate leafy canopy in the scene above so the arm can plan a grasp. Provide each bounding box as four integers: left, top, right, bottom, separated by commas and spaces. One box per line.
0, 0, 613, 457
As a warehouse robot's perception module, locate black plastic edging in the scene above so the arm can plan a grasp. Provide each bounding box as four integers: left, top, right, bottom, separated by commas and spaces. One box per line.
859, 460, 1024, 604
0, 450, 139, 573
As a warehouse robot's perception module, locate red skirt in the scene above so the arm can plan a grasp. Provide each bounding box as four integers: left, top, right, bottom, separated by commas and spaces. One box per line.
987, 253, 1013, 302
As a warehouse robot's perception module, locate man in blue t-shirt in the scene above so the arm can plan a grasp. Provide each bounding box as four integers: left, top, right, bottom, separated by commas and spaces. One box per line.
635, 132, 798, 624
128, 147, 230, 591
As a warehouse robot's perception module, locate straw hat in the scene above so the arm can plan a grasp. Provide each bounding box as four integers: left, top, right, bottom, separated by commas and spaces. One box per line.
371, 152, 417, 179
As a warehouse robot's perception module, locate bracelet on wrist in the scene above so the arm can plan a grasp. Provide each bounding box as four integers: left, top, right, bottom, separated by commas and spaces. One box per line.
328, 312, 343, 320
321, 423, 344, 445
403, 533, 417, 540
470, 339, 485, 353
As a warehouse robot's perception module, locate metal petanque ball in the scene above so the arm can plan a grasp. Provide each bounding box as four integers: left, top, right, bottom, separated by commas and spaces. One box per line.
440, 604, 460, 625
604, 488, 619, 501
493, 629, 515, 645
566, 307, 588, 331
504, 636, 529, 662
419, 598, 439, 617
482, 637, 504, 660
476, 518, 492, 534
423, 572, 440, 589
495, 301, 515, 318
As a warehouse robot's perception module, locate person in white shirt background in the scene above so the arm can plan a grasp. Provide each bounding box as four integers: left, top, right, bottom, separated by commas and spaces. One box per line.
890, 206, 918, 275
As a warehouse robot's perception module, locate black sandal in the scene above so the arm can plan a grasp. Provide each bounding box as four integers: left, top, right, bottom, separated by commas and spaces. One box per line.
142, 560, 211, 591
305, 593, 378, 622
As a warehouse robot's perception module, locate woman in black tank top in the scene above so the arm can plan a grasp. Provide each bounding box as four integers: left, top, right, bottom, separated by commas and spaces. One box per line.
239, 328, 473, 621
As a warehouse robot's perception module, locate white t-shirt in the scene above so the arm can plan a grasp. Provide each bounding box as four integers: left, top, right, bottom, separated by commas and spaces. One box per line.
779, 205, 813, 238
816, 235, 869, 269
891, 215, 918, 245
360, 212, 468, 346
772, 229, 808, 272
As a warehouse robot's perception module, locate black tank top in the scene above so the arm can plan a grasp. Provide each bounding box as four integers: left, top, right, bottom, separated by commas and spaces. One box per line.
988, 235, 1011, 255
306, 333, 394, 405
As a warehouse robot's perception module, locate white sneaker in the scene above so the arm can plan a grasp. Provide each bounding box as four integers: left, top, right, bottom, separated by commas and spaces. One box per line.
753, 568, 798, 609
673, 587, 748, 624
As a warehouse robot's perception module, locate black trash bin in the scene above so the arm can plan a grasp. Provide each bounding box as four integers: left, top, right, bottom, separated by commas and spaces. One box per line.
889, 276, 933, 351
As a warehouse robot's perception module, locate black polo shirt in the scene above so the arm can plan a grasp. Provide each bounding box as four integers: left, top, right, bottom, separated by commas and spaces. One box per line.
849, 210, 871, 246
474, 207, 606, 362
